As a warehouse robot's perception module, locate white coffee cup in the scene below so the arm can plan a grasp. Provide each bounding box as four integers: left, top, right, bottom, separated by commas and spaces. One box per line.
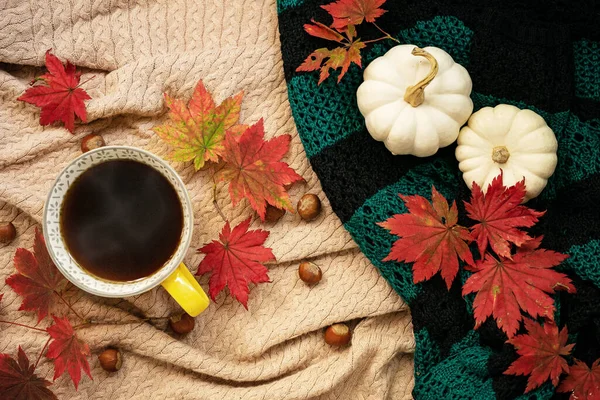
43, 146, 209, 316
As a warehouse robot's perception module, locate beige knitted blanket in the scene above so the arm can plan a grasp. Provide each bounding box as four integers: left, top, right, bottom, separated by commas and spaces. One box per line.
0, 1, 415, 398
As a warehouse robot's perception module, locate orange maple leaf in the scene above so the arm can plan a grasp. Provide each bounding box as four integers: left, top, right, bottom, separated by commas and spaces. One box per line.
296, 40, 365, 84
217, 119, 303, 221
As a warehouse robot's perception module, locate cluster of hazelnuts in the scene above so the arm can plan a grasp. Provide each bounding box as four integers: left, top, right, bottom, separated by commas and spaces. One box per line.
97, 313, 195, 372
297, 263, 352, 347
266, 169, 353, 346
295, 209, 352, 347
97, 314, 350, 373
96, 195, 348, 372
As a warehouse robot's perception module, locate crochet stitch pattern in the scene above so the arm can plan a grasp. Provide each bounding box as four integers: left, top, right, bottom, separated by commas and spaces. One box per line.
277, 0, 600, 398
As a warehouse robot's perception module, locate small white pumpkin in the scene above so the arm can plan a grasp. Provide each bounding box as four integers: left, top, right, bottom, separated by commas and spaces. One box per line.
455, 104, 558, 201
356, 45, 473, 157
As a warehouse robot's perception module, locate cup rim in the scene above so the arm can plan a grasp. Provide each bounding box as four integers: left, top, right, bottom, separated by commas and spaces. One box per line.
43, 145, 194, 298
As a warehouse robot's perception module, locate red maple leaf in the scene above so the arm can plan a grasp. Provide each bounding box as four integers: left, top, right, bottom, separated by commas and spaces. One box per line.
558, 358, 600, 399
504, 319, 574, 393
46, 316, 91, 390
462, 237, 574, 338
6, 228, 65, 322
217, 119, 303, 221
321, 0, 387, 29
0, 346, 57, 400
196, 218, 275, 308
17, 50, 91, 133
465, 172, 545, 258
378, 187, 474, 289
303, 19, 345, 42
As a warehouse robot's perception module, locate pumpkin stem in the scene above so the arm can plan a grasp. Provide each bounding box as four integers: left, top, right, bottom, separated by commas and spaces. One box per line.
403, 47, 439, 107
492, 146, 510, 164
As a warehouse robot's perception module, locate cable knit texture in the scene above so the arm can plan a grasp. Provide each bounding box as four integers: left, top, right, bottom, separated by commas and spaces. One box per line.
0, 1, 415, 399
277, 0, 600, 399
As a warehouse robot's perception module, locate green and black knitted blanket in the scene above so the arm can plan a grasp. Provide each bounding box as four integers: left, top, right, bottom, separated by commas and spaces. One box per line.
277, 1, 600, 399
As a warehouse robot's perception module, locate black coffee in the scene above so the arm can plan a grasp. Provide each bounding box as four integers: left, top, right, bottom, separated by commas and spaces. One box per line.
61, 159, 184, 282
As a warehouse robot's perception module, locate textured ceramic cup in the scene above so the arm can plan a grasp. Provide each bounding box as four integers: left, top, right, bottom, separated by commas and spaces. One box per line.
43, 146, 209, 316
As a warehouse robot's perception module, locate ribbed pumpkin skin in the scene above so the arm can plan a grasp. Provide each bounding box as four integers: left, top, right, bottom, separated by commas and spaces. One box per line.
357, 45, 473, 157
456, 104, 558, 201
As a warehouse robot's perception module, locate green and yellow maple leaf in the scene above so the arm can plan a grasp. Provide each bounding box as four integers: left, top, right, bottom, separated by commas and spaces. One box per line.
153, 80, 245, 170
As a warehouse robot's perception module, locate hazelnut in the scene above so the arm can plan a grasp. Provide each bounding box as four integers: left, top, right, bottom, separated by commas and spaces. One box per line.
98, 348, 122, 372
324, 323, 351, 347
0, 222, 16, 244
169, 313, 195, 334
298, 261, 322, 285
297, 193, 321, 221
80, 134, 105, 153
265, 205, 286, 223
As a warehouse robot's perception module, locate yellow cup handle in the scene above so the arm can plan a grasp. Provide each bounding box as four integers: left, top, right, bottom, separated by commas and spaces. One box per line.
161, 262, 210, 317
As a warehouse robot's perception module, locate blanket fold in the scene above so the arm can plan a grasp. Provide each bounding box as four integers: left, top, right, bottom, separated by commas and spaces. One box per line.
0, 1, 415, 398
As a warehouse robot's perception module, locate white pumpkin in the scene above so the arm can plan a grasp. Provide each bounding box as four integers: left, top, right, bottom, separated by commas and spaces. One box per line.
356, 45, 473, 157
455, 104, 558, 201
